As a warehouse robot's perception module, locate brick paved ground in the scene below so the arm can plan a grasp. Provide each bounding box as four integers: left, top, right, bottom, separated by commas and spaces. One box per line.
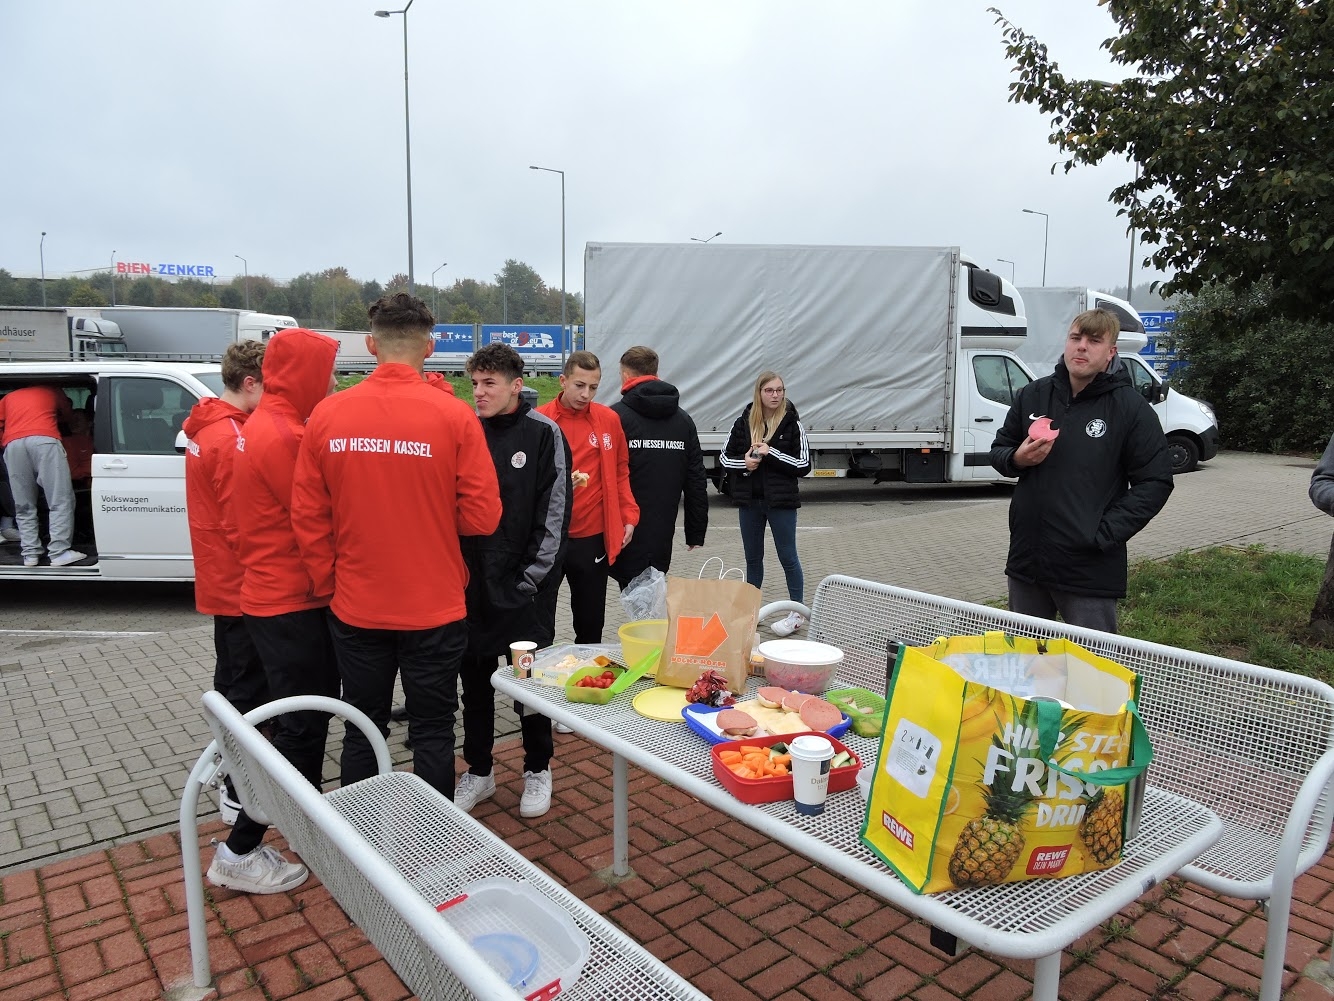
3, 451, 1334, 999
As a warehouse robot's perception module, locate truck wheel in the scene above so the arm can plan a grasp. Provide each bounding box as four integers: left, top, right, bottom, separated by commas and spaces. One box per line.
1166, 434, 1199, 474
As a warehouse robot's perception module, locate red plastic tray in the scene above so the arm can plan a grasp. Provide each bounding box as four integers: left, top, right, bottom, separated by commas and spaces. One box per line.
711, 732, 860, 805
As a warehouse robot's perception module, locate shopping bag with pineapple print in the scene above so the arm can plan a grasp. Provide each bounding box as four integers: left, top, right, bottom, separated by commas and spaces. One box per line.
860, 632, 1153, 894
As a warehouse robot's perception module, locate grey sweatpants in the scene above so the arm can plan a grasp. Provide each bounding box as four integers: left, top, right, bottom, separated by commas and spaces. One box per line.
4, 436, 75, 560
1007, 576, 1119, 634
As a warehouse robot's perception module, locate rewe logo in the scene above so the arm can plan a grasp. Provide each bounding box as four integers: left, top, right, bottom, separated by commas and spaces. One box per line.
675, 613, 728, 657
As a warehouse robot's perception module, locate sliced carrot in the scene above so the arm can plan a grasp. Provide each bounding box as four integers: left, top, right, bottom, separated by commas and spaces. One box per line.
719, 750, 743, 763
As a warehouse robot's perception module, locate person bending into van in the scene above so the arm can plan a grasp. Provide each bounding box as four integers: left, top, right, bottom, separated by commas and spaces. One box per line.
291, 294, 501, 800
213, 328, 340, 894
610, 346, 708, 588
989, 308, 1173, 632
0, 384, 86, 567
455, 344, 571, 818
537, 351, 638, 644
720, 371, 811, 635
182, 341, 271, 826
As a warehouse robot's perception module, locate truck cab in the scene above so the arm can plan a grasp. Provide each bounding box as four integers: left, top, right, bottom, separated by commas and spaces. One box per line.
0, 360, 222, 579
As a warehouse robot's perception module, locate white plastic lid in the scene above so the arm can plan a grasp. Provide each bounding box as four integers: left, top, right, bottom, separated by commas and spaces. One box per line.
789, 734, 834, 760
757, 639, 844, 666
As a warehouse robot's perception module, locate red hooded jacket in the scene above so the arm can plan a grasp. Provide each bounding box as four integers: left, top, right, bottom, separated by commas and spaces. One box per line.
182, 397, 251, 616
291, 362, 502, 630
536, 397, 638, 564
232, 329, 339, 617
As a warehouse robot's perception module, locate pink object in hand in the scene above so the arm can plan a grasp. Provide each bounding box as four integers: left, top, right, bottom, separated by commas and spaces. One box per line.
1028, 415, 1060, 442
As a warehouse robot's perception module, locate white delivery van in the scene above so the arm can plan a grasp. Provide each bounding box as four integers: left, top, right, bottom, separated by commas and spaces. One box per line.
1017, 288, 1219, 473
0, 360, 223, 579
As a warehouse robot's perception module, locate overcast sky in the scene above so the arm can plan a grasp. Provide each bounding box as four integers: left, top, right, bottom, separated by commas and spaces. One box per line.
2, 1, 1163, 296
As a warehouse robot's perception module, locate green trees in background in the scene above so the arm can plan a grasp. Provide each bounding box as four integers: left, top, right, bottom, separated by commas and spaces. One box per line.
0, 258, 585, 329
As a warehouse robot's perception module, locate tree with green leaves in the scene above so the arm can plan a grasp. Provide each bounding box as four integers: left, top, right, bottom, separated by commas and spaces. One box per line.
991, 2, 1334, 321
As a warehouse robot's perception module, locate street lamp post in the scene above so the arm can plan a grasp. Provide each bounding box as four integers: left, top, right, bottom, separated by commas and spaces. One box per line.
997, 257, 1015, 283
691, 231, 722, 244
430, 262, 448, 319
234, 254, 250, 309
1022, 209, 1049, 287
39, 232, 47, 307
110, 250, 117, 305
375, 1, 416, 292
529, 165, 566, 367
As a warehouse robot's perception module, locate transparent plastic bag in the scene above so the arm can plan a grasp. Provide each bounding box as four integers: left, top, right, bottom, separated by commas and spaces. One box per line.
619, 566, 667, 621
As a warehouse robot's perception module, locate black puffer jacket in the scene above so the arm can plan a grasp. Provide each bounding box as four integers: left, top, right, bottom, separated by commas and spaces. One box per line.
610, 378, 708, 585
989, 357, 1173, 598
719, 402, 811, 509
460, 402, 572, 656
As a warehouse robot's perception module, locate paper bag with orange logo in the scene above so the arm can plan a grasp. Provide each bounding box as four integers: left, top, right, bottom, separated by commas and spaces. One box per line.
655, 575, 761, 693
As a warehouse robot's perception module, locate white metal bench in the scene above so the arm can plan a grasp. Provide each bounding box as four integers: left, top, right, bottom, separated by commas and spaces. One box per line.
179, 692, 709, 1001
807, 574, 1334, 1001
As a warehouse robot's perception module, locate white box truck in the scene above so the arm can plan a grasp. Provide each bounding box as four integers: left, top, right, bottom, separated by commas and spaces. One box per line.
79, 307, 297, 361
1016, 288, 1219, 473
585, 242, 1038, 486
0, 307, 127, 361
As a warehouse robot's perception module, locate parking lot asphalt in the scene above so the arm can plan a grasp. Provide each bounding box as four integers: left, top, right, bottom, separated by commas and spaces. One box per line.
0, 449, 1330, 876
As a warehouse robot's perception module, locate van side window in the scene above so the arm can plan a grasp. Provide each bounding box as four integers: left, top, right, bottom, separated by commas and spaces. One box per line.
973, 356, 1031, 406
109, 378, 197, 455
1122, 355, 1157, 394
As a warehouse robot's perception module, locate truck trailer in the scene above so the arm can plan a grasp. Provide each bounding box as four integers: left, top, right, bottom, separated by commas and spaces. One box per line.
0, 307, 127, 361
1016, 287, 1218, 473
77, 307, 297, 361
585, 242, 1037, 486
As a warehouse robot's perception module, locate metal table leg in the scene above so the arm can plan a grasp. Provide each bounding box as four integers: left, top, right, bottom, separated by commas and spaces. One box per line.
1032, 952, 1060, 1001
613, 752, 630, 877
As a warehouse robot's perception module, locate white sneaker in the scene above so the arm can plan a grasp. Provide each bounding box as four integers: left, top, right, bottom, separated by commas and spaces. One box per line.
22, 555, 39, 568
453, 771, 496, 813
771, 612, 807, 637
520, 769, 552, 818
219, 789, 242, 825
206, 843, 308, 894
49, 550, 88, 567
554, 721, 574, 734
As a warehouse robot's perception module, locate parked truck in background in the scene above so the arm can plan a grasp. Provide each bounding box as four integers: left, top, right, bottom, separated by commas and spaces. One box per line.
0, 307, 128, 361
68, 307, 297, 361
585, 242, 1038, 486
1016, 287, 1218, 473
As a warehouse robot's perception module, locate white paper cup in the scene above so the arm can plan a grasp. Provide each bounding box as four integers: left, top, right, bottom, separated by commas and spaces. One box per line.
789, 735, 835, 815
510, 641, 538, 679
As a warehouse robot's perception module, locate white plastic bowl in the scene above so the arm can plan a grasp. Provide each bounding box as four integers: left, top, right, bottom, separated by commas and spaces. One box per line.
756, 639, 844, 694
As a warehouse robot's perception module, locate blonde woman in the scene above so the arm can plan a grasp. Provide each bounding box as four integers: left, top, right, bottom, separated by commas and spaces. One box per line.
719, 371, 811, 635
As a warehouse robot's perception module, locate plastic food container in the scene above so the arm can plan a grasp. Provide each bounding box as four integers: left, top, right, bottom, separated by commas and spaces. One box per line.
529, 644, 618, 688
756, 639, 845, 694
857, 764, 873, 802
437, 876, 590, 1000
618, 620, 666, 676
711, 732, 860, 805
563, 647, 657, 705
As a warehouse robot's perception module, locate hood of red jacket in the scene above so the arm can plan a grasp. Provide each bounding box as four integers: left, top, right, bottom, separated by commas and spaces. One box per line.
259, 329, 339, 421
182, 396, 249, 438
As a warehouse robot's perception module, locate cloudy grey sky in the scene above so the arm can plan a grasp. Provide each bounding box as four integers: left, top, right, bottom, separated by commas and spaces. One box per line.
3, 1, 1162, 295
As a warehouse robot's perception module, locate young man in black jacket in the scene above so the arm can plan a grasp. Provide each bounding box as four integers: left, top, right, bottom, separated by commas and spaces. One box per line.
610, 346, 708, 588
457, 344, 573, 818
989, 308, 1173, 632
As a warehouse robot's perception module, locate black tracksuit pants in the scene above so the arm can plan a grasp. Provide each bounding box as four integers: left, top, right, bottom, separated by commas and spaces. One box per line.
561, 534, 609, 644
460, 652, 553, 776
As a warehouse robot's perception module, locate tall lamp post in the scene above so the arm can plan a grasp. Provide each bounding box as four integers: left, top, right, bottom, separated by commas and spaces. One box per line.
110, 250, 117, 305
529, 165, 566, 367
691, 231, 722, 244
1022, 209, 1049, 287
997, 257, 1015, 283
234, 254, 250, 309
39, 232, 47, 307
430, 261, 448, 319
375, 1, 416, 292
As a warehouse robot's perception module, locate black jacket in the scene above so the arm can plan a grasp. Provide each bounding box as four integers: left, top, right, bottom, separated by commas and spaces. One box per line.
989, 357, 1173, 598
610, 378, 708, 585
460, 401, 572, 655
719, 402, 811, 509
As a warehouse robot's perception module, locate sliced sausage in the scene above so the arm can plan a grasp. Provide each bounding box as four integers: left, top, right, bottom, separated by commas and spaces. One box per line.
716, 708, 757, 735
799, 698, 843, 732
781, 691, 814, 714
756, 686, 789, 709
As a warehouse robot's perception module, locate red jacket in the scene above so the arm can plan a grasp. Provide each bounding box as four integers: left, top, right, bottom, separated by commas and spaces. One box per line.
182, 398, 250, 616
536, 397, 638, 564
0, 385, 73, 447
232, 329, 339, 616
291, 362, 502, 630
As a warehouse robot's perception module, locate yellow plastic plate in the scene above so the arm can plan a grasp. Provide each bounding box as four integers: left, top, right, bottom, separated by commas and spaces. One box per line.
632, 686, 690, 722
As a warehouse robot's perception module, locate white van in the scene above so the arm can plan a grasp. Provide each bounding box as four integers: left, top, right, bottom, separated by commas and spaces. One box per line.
0, 360, 221, 579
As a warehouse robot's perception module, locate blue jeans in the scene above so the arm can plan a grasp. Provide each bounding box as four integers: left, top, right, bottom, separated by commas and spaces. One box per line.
738, 502, 804, 603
